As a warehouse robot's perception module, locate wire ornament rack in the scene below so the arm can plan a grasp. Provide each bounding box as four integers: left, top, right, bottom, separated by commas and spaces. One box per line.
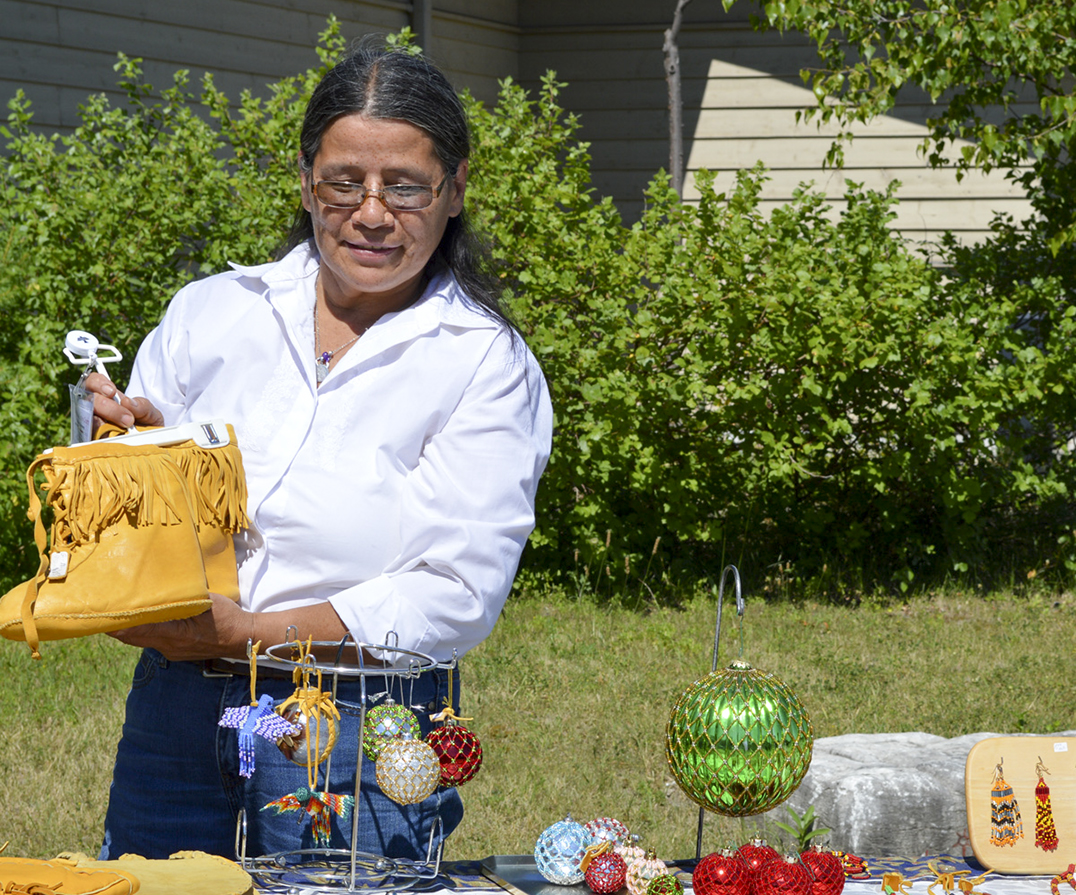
234, 629, 457, 894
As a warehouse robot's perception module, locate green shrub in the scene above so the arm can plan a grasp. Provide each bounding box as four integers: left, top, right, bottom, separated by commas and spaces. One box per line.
1, 27, 1072, 600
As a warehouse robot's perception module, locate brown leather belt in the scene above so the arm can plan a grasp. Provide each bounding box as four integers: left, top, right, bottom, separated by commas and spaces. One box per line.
202, 658, 297, 680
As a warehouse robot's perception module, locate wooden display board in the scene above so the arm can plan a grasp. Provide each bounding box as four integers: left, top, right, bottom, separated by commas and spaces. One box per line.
966, 735, 1076, 874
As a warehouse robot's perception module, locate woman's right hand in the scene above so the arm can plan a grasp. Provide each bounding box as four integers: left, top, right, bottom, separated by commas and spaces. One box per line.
83, 372, 165, 431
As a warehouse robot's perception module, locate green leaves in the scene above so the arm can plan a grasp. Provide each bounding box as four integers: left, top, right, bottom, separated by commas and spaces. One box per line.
0, 20, 1072, 597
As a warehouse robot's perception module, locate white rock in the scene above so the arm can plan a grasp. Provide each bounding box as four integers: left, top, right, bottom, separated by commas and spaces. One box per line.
750, 731, 1076, 856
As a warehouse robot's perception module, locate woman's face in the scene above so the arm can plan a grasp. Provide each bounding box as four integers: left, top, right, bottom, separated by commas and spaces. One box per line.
300, 114, 466, 315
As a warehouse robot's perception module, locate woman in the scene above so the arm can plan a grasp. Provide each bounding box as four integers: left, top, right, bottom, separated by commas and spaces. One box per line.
87, 44, 551, 863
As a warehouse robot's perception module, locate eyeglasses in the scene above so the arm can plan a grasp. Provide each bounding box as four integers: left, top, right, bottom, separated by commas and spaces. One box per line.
312, 175, 449, 211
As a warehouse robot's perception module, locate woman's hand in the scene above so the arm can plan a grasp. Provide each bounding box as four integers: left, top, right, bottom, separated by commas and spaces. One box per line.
108, 593, 251, 661
108, 594, 350, 662
83, 371, 165, 431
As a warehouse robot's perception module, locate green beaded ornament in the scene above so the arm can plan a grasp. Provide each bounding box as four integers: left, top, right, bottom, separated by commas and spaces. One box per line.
665, 567, 814, 821
362, 699, 420, 760
647, 874, 686, 895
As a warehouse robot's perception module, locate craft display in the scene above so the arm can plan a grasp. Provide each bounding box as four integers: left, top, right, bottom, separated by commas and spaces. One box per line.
585, 851, 628, 894
625, 849, 669, 895
375, 738, 442, 805
966, 735, 1076, 874
427, 706, 483, 787
799, 846, 846, 895
666, 567, 812, 835
362, 698, 421, 760
752, 856, 812, 895
534, 816, 594, 885
693, 849, 750, 895
646, 873, 685, 895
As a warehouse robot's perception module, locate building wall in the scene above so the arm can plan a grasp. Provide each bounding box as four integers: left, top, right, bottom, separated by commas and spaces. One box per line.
517, 1, 1033, 244
0, 0, 518, 134
1, 0, 1034, 244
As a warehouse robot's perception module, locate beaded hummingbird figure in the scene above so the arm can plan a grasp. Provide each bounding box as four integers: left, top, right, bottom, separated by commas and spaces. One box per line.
261, 786, 354, 848
218, 642, 301, 778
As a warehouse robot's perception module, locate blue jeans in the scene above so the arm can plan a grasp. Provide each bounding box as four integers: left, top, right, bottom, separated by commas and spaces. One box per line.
100, 649, 463, 861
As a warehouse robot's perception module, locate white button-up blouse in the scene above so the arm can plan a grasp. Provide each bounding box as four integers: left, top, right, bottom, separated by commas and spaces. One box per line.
127, 242, 553, 662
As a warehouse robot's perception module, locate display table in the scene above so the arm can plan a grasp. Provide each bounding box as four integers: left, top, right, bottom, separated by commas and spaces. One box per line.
468, 855, 1060, 895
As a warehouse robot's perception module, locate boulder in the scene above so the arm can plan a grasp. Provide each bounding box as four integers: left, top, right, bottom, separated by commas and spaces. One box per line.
752, 731, 1076, 856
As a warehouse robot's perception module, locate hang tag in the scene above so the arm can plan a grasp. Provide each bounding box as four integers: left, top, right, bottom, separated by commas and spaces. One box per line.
48, 551, 70, 579
69, 373, 95, 446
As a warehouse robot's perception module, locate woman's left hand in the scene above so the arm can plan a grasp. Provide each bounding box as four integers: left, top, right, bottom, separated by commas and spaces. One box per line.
108, 593, 251, 661
108, 594, 350, 662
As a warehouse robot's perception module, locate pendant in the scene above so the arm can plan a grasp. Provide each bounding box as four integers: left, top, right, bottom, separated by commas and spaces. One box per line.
315, 359, 330, 383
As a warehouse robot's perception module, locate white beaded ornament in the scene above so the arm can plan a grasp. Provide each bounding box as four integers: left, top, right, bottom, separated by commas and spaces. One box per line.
534, 815, 594, 885
375, 739, 441, 805
585, 816, 631, 845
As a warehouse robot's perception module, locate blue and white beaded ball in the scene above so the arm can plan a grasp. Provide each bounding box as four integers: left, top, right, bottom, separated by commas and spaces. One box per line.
534, 815, 594, 885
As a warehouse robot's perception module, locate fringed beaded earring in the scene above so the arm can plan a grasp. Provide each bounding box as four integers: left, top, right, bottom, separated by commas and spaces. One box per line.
989, 758, 1024, 848
1034, 756, 1059, 852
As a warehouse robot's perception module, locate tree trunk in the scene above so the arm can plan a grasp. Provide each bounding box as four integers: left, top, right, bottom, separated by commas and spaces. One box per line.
664, 0, 693, 198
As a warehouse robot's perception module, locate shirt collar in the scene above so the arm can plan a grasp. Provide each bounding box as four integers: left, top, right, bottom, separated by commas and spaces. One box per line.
227, 242, 502, 338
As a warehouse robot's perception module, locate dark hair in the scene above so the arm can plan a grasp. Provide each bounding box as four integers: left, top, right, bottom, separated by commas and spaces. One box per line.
280, 42, 512, 330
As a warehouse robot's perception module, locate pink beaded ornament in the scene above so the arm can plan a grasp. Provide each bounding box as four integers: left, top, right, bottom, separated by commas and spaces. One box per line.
626, 850, 669, 895
586, 851, 628, 894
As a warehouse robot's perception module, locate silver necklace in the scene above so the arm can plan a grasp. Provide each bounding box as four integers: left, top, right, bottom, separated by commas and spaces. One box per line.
314, 299, 364, 384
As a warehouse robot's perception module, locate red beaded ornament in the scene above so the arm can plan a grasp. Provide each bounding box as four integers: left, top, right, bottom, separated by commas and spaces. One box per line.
800, 848, 845, 895
694, 851, 751, 895
753, 857, 812, 895
736, 840, 781, 876
427, 724, 483, 786
586, 852, 628, 894
647, 874, 685, 895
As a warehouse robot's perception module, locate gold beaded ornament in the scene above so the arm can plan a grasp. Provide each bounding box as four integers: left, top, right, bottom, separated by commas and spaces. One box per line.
275, 638, 341, 768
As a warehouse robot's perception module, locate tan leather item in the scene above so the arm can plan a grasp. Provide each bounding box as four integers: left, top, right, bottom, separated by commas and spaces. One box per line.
0, 440, 211, 658
96, 423, 250, 600
0, 854, 139, 894
57, 851, 252, 895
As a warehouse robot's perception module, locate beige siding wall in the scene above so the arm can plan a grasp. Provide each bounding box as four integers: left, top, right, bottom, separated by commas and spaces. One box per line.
0, 0, 517, 135
3, 0, 1035, 245
518, 3, 1033, 245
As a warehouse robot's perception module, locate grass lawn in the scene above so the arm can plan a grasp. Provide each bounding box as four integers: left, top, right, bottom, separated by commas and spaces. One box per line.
2, 586, 1073, 860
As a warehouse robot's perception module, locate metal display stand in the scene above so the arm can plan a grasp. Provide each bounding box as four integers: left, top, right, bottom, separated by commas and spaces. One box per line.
234, 632, 456, 894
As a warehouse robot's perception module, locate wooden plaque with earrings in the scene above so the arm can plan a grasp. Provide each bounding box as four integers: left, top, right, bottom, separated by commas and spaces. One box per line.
966, 735, 1076, 873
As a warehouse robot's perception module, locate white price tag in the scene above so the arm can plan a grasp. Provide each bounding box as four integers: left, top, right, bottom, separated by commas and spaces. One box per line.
48, 551, 69, 579
1054, 742, 1068, 752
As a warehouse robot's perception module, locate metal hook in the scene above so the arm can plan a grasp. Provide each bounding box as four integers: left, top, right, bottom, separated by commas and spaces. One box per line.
710, 564, 745, 673
697, 564, 744, 860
